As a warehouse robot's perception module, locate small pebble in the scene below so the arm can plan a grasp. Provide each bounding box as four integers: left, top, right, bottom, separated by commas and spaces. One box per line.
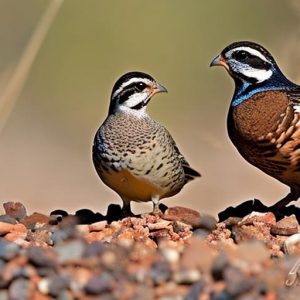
8, 279, 32, 300
55, 240, 85, 263
84, 275, 113, 295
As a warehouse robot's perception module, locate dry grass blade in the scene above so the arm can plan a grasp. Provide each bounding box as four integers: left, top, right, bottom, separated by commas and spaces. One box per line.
0, 0, 64, 133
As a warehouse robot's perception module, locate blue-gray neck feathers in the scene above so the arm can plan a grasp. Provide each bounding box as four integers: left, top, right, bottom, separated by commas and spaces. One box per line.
231, 69, 298, 107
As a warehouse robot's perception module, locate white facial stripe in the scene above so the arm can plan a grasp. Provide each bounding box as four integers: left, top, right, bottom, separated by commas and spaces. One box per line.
122, 91, 148, 108
241, 67, 272, 83
113, 78, 151, 98
227, 46, 271, 63
231, 61, 272, 83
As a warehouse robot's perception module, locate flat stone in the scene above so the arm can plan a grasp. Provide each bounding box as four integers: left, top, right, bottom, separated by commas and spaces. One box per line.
239, 212, 276, 227
147, 220, 171, 231
21, 212, 49, 229
89, 221, 107, 232
163, 206, 202, 228
271, 215, 299, 236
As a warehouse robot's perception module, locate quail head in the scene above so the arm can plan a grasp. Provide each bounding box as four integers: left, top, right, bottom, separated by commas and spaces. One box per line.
211, 41, 300, 211
93, 71, 200, 215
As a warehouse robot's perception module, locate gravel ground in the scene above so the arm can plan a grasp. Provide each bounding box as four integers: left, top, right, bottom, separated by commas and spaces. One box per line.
0, 201, 300, 299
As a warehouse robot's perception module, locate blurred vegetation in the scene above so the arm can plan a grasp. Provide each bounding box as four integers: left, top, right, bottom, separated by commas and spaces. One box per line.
0, 0, 299, 214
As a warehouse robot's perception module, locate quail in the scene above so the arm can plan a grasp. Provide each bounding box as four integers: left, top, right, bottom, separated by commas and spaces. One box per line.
93, 71, 200, 215
210, 41, 300, 211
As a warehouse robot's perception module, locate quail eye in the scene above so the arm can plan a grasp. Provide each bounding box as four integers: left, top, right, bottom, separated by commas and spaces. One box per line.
233, 50, 249, 61
135, 82, 147, 92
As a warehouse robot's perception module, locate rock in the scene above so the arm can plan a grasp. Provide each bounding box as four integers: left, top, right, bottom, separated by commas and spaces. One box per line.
271, 215, 299, 236
163, 206, 202, 228
150, 260, 171, 285
0, 240, 20, 260
232, 223, 272, 244
211, 290, 232, 300
239, 212, 276, 227
223, 217, 242, 228
183, 281, 204, 300
83, 241, 106, 257
160, 245, 180, 264
76, 224, 90, 234
173, 269, 201, 284
0, 216, 17, 225
8, 279, 33, 300
0, 223, 14, 236
47, 275, 70, 297
148, 220, 171, 231
26, 228, 52, 247
27, 247, 57, 268
84, 274, 113, 295
89, 221, 107, 232
3, 202, 27, 221
192, 228, 210, 239
211, 253, 229, 281
4, 233, 27, 246
284, 234, 300, 255
21, 213, 49, 229
55, 240, 85, 263
224, 266, 256, 297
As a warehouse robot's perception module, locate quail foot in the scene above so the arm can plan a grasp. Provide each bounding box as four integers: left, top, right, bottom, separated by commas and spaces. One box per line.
93, 72, 200, 216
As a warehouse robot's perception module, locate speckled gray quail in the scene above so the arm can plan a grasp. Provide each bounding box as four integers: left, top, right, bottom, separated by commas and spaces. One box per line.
93, 71, 200, 215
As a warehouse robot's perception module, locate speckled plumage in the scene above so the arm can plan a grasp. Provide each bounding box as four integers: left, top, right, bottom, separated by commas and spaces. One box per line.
93, 72, 200, 214
211, 41, 300, 209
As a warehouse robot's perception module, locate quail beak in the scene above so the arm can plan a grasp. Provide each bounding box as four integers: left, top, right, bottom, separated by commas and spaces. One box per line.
151, 82, 168, 96
210, 54, 229, 70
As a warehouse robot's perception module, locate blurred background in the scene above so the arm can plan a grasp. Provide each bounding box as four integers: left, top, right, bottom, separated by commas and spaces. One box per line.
0, 0, 300, 216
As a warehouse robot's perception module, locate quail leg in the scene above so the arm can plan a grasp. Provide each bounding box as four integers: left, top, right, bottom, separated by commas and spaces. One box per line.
152, 196, 162, 215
